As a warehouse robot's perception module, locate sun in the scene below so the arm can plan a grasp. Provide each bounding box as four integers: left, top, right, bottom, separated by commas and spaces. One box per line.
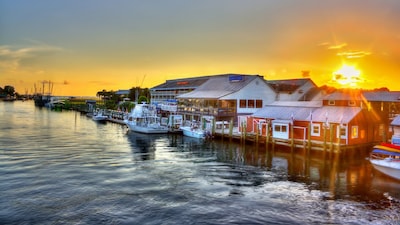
332, 64, 362, 87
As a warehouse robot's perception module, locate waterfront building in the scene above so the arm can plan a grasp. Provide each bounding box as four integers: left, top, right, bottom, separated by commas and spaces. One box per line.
175, 74, 277, 123
390, 115, 400, 145
243, 89, 400, 150
150, 76, 210, 105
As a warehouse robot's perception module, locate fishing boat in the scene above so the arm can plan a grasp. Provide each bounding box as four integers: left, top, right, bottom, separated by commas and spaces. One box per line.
92, 109, 108, 121
180, 116, 213, 139
124, 103, 169, 134
370, 144, 400, 180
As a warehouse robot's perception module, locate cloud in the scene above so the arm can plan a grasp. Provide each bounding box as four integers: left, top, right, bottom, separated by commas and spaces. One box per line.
337, 51, 371, 59
0, 44, 63, 72
327, 43, 347, 50
318, 42, 347, 50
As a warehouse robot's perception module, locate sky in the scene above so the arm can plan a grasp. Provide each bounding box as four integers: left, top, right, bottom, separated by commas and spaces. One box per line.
1, 0, 400, 96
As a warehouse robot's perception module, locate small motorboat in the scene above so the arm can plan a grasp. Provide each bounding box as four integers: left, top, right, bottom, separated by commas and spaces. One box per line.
92, 110, 108, 121
370, 144, 400, 180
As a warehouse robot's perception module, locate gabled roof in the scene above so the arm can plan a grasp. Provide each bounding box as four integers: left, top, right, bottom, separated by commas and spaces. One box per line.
115, 90, 130, 95
310, 106, 361, 124
177, 74, 262, 99
323, 90, 364, 101
324, 90, 400, 102
151, 76, 210, 90
267, 78, 313, 93
252, 102, 320, 121
252, 105, 361, 124
362, 91, 400, 102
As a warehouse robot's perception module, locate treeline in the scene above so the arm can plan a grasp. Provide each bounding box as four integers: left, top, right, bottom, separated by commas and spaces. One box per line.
0, 85, 19, 98
96, 87, 150, 110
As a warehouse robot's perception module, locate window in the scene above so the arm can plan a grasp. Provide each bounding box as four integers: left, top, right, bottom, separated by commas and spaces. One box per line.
256, 100, 263, 108
348, 101, 356, 106
351, 126, 358, 138
273, 123, 289, 139
247, 100, 255, 108
328, 100, 335, 105
337, 125, 347, 138
239, 99, 246, 108
311, 124, 320, 136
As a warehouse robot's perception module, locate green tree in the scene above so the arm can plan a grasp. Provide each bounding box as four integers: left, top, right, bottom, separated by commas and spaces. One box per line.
3, 85, 15, 97
138, 95, 148, 103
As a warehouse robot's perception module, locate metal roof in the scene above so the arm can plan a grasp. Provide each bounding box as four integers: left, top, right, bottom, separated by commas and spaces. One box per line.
151, 77, 209, 91
324, 90, 400, 102
267, 78, 313, 92
392, 116, 400, 126
252, 105, 318, 121
252, 105, 361, 123
177, 74, 261, 99
310, 106, 361, 123
362, 91, 400, 102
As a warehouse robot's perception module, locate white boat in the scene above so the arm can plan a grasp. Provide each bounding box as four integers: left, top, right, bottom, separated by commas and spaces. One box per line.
92, 109, 108, 121
370, 144, 400, 180
180, 117, 213, 139
124, 103, 169, 134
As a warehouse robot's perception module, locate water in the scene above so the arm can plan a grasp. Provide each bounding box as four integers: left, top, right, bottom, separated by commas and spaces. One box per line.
1, 101, 399, 225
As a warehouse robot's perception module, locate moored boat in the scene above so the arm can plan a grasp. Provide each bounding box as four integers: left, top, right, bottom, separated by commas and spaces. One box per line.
180, 116, 213, 139
124, 103, 169, 134
92, 109, 108, 121
370, 145, 400, 180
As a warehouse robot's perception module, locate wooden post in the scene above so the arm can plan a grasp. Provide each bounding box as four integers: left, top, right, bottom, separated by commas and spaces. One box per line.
265, 123, 269, 150
221, 120, 225, 139
307, 122, 311, 154
337, 126, 341, 154
229, 119, 233, 141
323, 124, 327, 153
212, 118, 216, 136
329, 123, 334, 154
255, 122, 259, 143
290, 123, 294, 152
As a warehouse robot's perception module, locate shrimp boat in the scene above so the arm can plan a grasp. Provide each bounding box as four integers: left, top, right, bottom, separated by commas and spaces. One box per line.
124, 103, 169, 134
370, 142, 400, 180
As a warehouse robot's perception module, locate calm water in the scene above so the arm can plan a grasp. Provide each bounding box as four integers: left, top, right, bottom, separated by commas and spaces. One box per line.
1, 101, 399, 225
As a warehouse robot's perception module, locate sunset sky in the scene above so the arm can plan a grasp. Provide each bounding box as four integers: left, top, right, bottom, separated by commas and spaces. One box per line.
1, 0, 399, 96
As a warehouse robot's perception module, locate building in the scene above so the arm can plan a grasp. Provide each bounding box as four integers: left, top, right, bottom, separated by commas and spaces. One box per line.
267, 78, 321, 101
150, 76, 210, 105
176, 74, 277, 124
391, 115, 400, 145
242, 89, 400, 149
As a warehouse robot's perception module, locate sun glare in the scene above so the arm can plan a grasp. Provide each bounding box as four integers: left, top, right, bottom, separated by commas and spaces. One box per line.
332, 64, 362, 87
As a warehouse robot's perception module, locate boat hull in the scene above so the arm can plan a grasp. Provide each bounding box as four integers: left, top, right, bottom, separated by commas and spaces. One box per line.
370, 160, 400, 180
180, 126, 206, 139
370, 146, 400, 180
126, 123, 168, 134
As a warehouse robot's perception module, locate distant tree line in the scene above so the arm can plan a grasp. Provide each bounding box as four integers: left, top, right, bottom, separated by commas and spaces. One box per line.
96, 86, 150, 110
0, 85, 20, 98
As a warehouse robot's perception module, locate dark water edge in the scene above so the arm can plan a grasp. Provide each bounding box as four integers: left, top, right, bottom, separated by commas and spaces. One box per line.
0, 101, 399, 225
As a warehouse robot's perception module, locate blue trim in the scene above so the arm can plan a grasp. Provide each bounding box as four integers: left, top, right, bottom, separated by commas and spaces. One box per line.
372, 148, 400, 156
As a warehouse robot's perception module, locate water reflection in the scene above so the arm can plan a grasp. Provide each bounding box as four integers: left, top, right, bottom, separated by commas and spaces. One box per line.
126, 132, 159, 161
213, 139, 400, 204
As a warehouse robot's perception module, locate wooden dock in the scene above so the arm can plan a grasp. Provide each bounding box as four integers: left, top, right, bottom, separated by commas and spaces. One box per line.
212, 126, 375, 155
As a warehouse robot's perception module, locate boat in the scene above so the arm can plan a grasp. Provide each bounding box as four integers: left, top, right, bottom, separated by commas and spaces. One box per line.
124, 103, 169, 134
370, 144, 400, 180
180, 116, 213, 139
92, 109, 108, 121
